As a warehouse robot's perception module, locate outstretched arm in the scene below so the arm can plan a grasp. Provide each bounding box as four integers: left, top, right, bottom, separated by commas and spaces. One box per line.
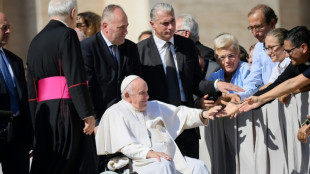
217, 81, 245, 94
240, 74, 310, 112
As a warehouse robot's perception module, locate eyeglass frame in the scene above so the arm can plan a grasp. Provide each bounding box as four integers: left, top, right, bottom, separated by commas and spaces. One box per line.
247, 23, 265, 33
215, 53, 237, 61
0, 25, 10, 32
175, 29, 186, 34
263, 44, 283, 53
76, 23, 88, 28
284, 45, 300, 56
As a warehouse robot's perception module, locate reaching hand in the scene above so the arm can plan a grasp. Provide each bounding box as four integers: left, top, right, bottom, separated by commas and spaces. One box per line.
278, 93, 291, 104
217, 81, 244, 94
239, 96, 261, 112
200, 94, 215, 109
214, 96, 228, 105
218, 102, 241, 119
83, 116, 95, 135
202, 105, 223, 120
297, 124, 310, 143
146, 150, 172, 162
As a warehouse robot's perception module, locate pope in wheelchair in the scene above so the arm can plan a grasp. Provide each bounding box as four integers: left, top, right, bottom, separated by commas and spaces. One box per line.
96, 75, 225, 174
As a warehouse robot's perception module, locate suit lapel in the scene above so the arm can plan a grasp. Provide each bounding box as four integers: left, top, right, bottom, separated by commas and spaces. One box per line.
118, 44, 126, 76
97, 33, 118, 71
173, 36, 184, 80
148, 37, 167, 83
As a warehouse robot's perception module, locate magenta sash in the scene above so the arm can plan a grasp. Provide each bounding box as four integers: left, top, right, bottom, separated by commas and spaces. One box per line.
37, 76, 71, 102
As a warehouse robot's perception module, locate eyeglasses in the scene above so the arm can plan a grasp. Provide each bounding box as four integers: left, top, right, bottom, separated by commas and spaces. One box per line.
76, 23, 87, 28
284, 45, 300, 56
263, 44, 282, 53
0, 25, 10, 32
247, 23, 265, 33
175, 29, 186, 34
216, 54, 237, 61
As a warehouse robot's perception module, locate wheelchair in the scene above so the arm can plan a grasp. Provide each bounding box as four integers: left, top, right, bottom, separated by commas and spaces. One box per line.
99, 152, 137, 174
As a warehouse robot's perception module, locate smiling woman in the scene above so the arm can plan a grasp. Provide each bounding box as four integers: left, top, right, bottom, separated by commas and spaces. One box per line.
261, 28, 290, 86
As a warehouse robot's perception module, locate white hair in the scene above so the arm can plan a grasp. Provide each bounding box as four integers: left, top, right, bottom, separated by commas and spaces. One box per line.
213, 33, 239, 55
177, 14, 199, 42
150, 3, 174, 22
48, 0, 77, 20
121, 82, 134, 99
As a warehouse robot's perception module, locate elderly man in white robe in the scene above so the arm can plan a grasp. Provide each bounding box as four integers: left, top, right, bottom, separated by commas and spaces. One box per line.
96, 75, 224, 174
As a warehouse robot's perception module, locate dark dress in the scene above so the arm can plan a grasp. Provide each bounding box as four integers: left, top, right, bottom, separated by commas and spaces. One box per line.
27, 20, 97, 174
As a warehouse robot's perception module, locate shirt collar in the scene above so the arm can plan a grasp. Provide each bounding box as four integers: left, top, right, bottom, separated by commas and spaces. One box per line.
278, 57, 290, 68
153, 34, 174, 49
101, 31, 113, 47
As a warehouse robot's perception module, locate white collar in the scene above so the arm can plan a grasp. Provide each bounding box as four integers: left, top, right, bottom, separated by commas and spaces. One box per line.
121, 99, 145, 113
101, 31, 114, 47
153, 34, 174, 49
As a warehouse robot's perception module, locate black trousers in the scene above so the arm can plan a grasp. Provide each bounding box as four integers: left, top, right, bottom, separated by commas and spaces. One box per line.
175, 101, 200, 159
0, 115, 30, 174
175, 128, 200, 159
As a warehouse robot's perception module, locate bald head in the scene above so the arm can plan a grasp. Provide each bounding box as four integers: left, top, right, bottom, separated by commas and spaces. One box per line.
0, 12, 10, 47
101, 5, 128, 45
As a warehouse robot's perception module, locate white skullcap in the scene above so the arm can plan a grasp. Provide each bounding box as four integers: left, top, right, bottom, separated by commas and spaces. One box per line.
121, 75, 140, 93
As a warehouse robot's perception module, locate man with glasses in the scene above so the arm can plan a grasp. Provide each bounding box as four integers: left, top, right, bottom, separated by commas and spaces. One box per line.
231, 26, 310, 173
175, 14, 220, 79
241, 26, 310, 110
0, 12, 33, 174
229, 4, 278, 102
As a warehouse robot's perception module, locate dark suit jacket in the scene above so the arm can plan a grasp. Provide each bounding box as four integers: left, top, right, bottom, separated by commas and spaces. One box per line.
196, 41, 214, 61
0, 48, 33, 147
81, 33, 141, 124
138, 35, 202, 107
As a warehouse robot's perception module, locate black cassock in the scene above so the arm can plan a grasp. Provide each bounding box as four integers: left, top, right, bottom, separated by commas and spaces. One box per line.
27, 20, 97, 174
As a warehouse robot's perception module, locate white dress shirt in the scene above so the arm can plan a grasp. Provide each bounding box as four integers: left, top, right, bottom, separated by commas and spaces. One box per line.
153, 34, 186, 102
268, 57, 291, 83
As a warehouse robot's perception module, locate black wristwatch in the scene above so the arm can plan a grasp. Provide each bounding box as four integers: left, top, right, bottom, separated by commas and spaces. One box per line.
200, 110, 208, 120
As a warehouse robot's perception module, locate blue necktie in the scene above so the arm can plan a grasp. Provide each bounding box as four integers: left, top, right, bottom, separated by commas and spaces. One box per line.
110, 45, 119, 70
0, 50, 19, 115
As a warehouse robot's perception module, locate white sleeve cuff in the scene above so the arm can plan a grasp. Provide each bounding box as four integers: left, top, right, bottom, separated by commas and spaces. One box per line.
214, 79, 221, 92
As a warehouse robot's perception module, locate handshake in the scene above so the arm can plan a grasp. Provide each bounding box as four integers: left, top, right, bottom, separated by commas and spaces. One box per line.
297, 116, 310, 143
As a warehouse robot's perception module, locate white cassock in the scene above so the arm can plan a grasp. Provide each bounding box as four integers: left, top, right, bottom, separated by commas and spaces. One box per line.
96, 100, 210, 174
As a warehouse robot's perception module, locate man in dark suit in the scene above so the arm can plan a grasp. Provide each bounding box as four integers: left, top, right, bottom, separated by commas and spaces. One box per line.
175, 14, 220, 81
0, 12, 33, 174
80, 4, 141, 130
138, 3, 205, 159
138, 3, 244, 160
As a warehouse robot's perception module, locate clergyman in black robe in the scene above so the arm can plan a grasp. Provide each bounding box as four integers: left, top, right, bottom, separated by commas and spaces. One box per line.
26, 0, 97, 173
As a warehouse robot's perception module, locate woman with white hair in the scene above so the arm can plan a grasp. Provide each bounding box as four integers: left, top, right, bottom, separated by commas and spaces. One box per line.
205, 33, 251, 174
